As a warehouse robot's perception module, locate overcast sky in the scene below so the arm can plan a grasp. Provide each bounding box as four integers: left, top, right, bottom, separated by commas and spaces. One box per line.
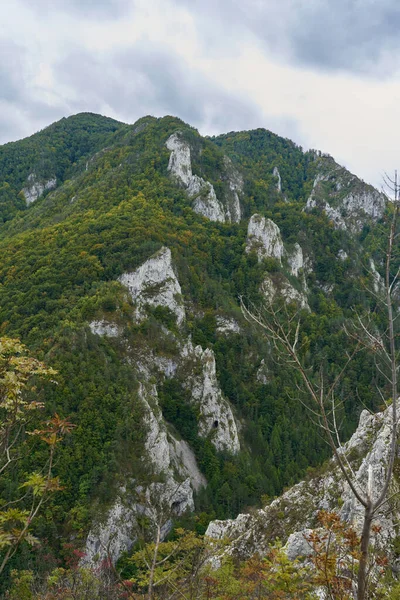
1, 0, 400, 187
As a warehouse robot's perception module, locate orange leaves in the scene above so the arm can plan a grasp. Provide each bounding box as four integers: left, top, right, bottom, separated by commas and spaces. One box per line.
31, 413, 75, 446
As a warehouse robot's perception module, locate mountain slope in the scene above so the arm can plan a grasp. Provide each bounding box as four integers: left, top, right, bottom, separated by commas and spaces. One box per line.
0, 112, 124, 223
0, 113, 392, 579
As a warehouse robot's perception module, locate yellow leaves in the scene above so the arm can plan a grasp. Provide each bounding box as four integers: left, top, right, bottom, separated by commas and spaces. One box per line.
20, 473, 62, 496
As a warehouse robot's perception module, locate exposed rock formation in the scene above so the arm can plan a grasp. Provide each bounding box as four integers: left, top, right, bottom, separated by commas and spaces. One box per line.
256, 359, 269, 385
305, 160, 386, 232
223, 156, 243, 223
370, 259, 384, 294
22, 173, 56, 205
246, 215, 309, 309
216, 316, 241, 335
118, 247, 185, 326
89, 320, 119, 337
273, 166, 282, 193
166, 133, 226, 223
181, 341, 240, 454
262, 275, 310, 311
287, 243, 304, 277
246, 214, 285, 263
84, 380, 205, 565
206, 407, 400, 560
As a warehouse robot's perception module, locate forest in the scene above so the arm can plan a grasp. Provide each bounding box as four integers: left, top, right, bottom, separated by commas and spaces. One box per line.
0, 112, 394, 597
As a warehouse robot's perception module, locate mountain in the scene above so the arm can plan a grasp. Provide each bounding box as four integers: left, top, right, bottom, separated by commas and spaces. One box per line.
0, 112, 392, 584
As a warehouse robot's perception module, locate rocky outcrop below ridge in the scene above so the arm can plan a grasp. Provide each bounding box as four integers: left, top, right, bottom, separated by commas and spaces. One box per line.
246, 215, 309, 309
181, 341, 240, 454
166, 133, 244, 223
287, 243, 304, 277
86, 246, 241, 563
118, 246, 185, 326
22, 173, 57, 205
206, 406, 400, 560
305, 159, 387, 232
89, 320, 119, 337
84, 379, 205, 565
166, 133, 226, 222
246, 215, 285, 263
222, 155, 243, 223
273, 166, 282, 193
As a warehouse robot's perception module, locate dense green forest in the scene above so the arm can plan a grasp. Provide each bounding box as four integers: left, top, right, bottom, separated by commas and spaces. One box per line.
0, 112, 390, 591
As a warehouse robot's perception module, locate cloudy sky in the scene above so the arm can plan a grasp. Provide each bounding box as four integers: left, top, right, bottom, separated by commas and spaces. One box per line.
1, 0, 400, 186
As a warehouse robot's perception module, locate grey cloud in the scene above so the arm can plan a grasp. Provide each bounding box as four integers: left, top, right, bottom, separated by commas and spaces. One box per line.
0, 41, 27, 103
55, 42, 269, 134
175, 0, 400, 76
0, 40, 70, 144
19, 0, 131, 18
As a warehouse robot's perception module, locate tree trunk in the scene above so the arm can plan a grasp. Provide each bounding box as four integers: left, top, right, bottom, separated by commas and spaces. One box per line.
148, 524, 161, 600
357, 503, 373, 600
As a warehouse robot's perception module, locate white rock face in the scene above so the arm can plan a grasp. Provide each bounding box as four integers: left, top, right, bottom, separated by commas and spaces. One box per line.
166, 133, 226, 223
89, 320, 119, 337
22, 173, 57, 205
207, 406, 400, 559
256, 359, 269, 384
273, 167, 282, 193
262, 276, 310, 311
246, 215, 285, 263
338, 249, 348, 261
370, 259, 384, 294
170, 437, 207, 492
285, 530, 314, 561
216, 316, 241, 335
305, 164, 387, 232
85, 380, 205, 566
119, 247, 185, 326
85, 497, 136, 565
223, 156, 243, 223
306, 195, 347, 230
287, 243, 304, 277
182, 341, 240, 454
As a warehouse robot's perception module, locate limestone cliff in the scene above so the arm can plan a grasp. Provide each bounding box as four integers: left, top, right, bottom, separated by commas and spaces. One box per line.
246, 214, 309, 309
305, 157, 387, 232
206, 406, 400, 561
166, 133, 226, 223
22, 173, 57, 205
85, 246, 240, 563
118, 246, 185, 326
166, 133, 243, 223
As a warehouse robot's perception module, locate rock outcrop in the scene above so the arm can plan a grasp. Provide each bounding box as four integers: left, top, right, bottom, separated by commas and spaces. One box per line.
118, 247, 185, 326
305, 159, 387, 232
287, 243, 304, 277
86, 246, 241, 563
216, 316, 241, 335
181, 341, 240, 454
22, 173, 57, 205
166, 133, 226, 223
246, 215, 309, 309
246, 215, 285, 263
84, 380, 205, 565
89, 320, 119, 337
262, 275, 310, 311
222, 156, 243, 223
273, 166, 282, 193
206, 406, 400, 560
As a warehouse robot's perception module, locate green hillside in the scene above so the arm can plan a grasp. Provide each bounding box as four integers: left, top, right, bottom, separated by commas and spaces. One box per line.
0, 113, 390, 586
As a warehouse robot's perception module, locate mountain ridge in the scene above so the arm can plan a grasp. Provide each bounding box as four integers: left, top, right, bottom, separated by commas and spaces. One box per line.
0, 112, 392, 587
